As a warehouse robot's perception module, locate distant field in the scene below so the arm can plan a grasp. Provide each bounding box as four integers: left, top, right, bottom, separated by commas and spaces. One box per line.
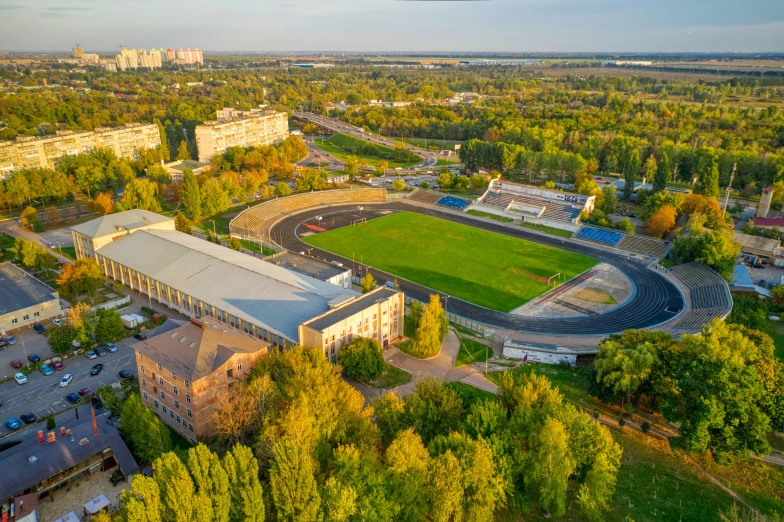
316, 134, 419, 169
302, 212, 597, 311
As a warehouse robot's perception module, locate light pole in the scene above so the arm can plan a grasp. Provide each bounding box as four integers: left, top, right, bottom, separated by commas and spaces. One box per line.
358, 206, 363, 217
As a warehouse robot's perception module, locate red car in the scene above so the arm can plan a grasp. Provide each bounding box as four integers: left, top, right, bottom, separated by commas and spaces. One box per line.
10, 360, 22, 369
78, 387, 94, 396
53, 361, 64, 371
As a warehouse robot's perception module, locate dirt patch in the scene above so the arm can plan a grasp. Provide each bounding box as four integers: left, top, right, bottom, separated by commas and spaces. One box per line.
447, 233, 465, 241
511, 267, 550, 285
575, 287, 617, 305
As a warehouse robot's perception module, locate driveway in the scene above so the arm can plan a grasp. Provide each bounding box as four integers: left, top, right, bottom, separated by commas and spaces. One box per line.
38, 226, 75, 248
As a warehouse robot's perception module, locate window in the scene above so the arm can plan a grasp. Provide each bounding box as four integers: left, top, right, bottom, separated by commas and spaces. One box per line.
176, 414, 181, 423
138, 353, 144, 359
184, 380, 190, 389
34, 312, 39, 318
142, 378, 146, 387
171, 371, 176, 380
237, 364, 242, 371
160, 391, 165, 400
157, 363, 162, 371
11, 318, 17, 325
188, 423, 194, 433
186, 394, 191, 404
159, 378, 163, 386
154, 399, 159, 409
174, 400, 179, 410
173, 387, 178, 396
187, 409, 192, 418
169, 411, 174, 419
162, 405, 167, 414
143, 392, 148, 400
140, 365, 145, 375
23, 314, 29, 321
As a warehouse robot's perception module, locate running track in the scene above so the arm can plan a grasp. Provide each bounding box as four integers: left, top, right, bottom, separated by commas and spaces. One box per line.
268, 202, 685, 335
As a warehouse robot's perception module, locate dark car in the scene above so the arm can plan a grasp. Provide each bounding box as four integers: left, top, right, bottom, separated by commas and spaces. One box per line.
20, 412, 36, 424
10, 360, 22, 369
0, 338, 6, 349
133, 332, 147, 341
91, 396, 103, 410
65, 393, 81, 404
78, 387, 94, 396
27, 354, 40, 364
5, 418, 21, 431
118, 370, 133, 379
96, 347, 107, 357
34, 324, 45, 334
53, 361, 64, 371
90, 364, 103, 376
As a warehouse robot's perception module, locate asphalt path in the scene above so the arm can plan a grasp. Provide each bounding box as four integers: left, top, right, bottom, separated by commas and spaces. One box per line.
0, 335, 137, 437
270, 202, 685, 335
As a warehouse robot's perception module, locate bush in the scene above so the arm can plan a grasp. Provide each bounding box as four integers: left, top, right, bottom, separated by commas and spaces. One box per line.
47, 416, 56, 430
641, 421, 651, 434
337, 337, 385, 381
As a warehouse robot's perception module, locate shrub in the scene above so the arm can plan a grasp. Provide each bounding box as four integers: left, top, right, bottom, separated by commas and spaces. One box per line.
641, 421, 651, 434
47, 416, 56, 430
337, 337, 385, 381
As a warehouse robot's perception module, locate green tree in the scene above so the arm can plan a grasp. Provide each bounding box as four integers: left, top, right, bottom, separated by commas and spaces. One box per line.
119, 394, 171, 464
155, 118, 170, 162
654, 152, 671, 192
153, 452, 210, 522
392, 179, 406, 192
188, 444, 231, 522
117, 178, 162, 212
269, 439, 321, 522
601, 184, 618, 214
223, 444, 265, 522
344, 155, 359, 177
44, 324, 78, 355
228, 237, 242, 251
295, 169, 327, 192
527, 417, 575, 517
19, 205, 38, 228
182, 169, 202, 220
411, 294, 447, 358
121, 474, 164, 522
378, 159, 389, 175
360, 272, 376, 293
200, 178, 231, 217
94, 308, 124, 343
403, 378, 464, 444
642, 155, 657, 185
696, 147, 720, 198
338, 337, 384, 381
177, 140, 191, 161
175, 211, 192, 234
321, 477, 357, 522
385, 428, 430, 521
594, 338, 657, 411
623, 147, 640, 200
276, 182, 292, 197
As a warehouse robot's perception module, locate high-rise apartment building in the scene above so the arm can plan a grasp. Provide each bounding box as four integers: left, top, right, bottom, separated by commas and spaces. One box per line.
115, 48, 163, 71
194, 109, 288, 162
72, 46, 84, 59
177, 48, 203, 65
0, 123, 160, 175
166, 48, 176, 61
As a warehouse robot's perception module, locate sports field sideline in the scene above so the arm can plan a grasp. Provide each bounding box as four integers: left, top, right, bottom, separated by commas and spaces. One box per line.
302, 212, 598, 312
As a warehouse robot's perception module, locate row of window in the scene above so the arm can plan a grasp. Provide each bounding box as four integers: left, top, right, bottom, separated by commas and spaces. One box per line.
142, 376, 191, 404
147, 393, 194, 432
9, 311, 40, 325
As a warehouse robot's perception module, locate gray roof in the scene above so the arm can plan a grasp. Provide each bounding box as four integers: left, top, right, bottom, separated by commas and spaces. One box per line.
264, 251, 349, 281
303, 287, 398, 331
96, 230, 358, 341
0, 262, 59, 316
0, 407, 138, 502
70, 209, 173, 239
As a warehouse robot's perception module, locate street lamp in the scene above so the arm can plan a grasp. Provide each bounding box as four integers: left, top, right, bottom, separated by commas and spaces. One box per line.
358, 206, 363, 217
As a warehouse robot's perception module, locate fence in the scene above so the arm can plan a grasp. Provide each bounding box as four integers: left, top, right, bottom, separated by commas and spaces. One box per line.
91, 295, 131, 312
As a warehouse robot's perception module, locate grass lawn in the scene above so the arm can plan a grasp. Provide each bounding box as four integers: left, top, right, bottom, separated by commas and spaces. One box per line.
765, 319, 784, 363
55, 246, 76, 260
466, 209, 514, 223
365, 362, 412, 390
316, 134, 420, 169
239, 240, 276, 256
445, 381, 496, 407
521, 222, 574, 239
0, 232, 14, 250
404, 138, 462, 151
303, 212, 597, 311
198, 214, 233, 235
435, 158, 460, 166
455, 337, 493, 367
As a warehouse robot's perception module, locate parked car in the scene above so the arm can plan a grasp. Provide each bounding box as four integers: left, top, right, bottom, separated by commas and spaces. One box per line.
40, 364, 54, 376
91, 396, 103, 410
90, 364, 104, 376
27, 354, 40, 364
771, 282, 778, 289
78, 387, 94, 396
106, 343, 118, 353
84, 351, 97, 360
60, 374, 74, 387
52, 319, 63, 326
118, 370, 133, 380
65, 393, 81, 404
6, 336, 15, 345
14, 373, 27, 385
53, 361, 64, 371
33, 324, 45, 334
760, 279, 766, 286
133, 332, 147, 340
20, 413, 36, 424
5, 418, 21, 430
0, 338, 6, 349
96, 348, 107, 357
10, 360, 22, 369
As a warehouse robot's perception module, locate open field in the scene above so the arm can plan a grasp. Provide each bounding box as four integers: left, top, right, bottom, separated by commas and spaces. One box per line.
302, 212, 597, 311
316, 134, 420, 169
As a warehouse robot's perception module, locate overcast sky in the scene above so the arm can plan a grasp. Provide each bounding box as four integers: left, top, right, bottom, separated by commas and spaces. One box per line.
0, 0, 782, 53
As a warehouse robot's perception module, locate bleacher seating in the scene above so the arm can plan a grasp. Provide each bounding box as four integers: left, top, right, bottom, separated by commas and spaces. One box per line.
617, 235, 670, 258
576, 227, 624, 246
230, 188, 386, 236
437, 195, 472, 210
669, 262, 732, 332
408, 189, 444, 205
476, 189, 581, 223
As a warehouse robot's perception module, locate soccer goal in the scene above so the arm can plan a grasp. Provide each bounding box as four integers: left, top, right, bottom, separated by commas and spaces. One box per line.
547, 273, 561, 286
352, 218, 367, 227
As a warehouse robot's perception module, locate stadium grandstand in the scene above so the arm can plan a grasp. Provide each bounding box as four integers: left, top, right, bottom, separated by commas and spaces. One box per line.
576, 227, 624, 246
474, 180, 595, 229
669, 262, 732, 331
437, 195, 472, 210
407, 189, 444, 205
575, 226, 670, 258
230, 188, 387, 238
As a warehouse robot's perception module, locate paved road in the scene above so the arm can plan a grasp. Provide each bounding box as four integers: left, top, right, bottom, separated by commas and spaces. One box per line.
0, 219, 73, 265
270, 202, 686, 335
0, 335, 138, 437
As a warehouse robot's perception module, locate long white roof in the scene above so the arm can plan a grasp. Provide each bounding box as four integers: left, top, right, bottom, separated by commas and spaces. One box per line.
71, 209, 173, 239
95, 229, 358, 341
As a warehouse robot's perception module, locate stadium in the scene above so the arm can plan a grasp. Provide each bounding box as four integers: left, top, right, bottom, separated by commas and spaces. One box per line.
229, 184, 732, 338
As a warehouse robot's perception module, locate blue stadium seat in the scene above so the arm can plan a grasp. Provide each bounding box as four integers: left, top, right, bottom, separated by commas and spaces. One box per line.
437, 196, 471, 210
576, 227, 624, 246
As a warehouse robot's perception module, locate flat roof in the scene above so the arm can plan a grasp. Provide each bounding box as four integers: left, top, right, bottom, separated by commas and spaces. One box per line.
95, 230, 358, 341
0, 263, 59, 316
164, 159, 207, 172
303, 287, 398, 332
264, 251, 349, 281
733, 231, 780, 253
751, 217, 784, 227
0, 409, 138, 502
71, 209, 173, 239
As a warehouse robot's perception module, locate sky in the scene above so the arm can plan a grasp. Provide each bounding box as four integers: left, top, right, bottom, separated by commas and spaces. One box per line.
0, 0, 782, 53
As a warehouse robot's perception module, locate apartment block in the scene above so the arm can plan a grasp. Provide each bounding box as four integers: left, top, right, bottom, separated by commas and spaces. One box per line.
177, 48, 204, 65
194, 110, 288, 162
0, 123, 161, 174
133, 318, 268, 441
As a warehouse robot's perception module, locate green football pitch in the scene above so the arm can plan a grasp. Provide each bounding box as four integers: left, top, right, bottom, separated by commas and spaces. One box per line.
302, 212, 598, 312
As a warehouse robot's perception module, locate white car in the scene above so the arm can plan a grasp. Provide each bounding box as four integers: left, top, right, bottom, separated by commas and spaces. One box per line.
14, 372, 27, 385
52, 319, 63, 326
60, 374, 74, 387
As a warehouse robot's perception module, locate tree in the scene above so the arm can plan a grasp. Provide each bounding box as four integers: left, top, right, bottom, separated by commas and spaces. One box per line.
419, 181, 431, 189
644, 204, 677, 238
177, 140, 191, 161
601, 184, 618, 214
696, 147, 720, 198
57, 258, 105, 302
182, 169, 202, 220
117, 178, 162, 212
593, 337, 657, 411
223, 444, 265, 522
360, 272, 376, 293
121, 474, 164, 522
153, 452, 211, 522
295, 169, 327, 192
670, 216, 740, 279
411, 294, 447, 358
45, 325, 78, 355
338, 337, 384, 381
119, 394, 171, 464
11, 237, 46, 269
402, 378, 464, 444
654, 152, 671, 193
385, 428, 430, 521
155, 118, 170, 162
90, 192, 115, 215
19, 206, 38, 228
228, 237, 242, 251
642, 155, 657, 185
175, 211, 192, 234
188, 444, 231, 522
213, 374, 275, 445
200, 178, 231, 217
276, 182, 292, 196
270, 439, 321, 522
378, 159, 388, 175
94, 308, 124, 343
344, 155, 359, 177
392, 179, 406, 192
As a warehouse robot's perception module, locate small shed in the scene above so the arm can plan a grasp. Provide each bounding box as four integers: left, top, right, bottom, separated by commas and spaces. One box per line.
83, 493, 111, 517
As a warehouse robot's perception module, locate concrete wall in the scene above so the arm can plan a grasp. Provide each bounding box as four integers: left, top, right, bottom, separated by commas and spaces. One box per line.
0, 297, 62, 335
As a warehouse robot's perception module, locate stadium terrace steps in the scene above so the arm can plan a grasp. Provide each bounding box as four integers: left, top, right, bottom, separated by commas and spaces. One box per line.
576, 227, 624, 246
436, 195, 472, 210
230, 188, 386, 236
616, 235, 670, 258
670, 262, 732, 331
408, 189, 444, 205
477, 190, 581, 222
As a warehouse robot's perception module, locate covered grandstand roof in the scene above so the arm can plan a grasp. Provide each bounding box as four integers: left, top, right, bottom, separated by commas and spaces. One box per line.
95, 230, 358, 341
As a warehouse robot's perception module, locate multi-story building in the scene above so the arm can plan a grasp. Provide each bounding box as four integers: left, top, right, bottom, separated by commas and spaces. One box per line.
71, 209, 175, 260
115, 48, 163, 71
194, 110, 288, 162
0, 123, 161, 174
264, 251, 352, 289
0, 262, 63, 335
166, 48, 176, 61
133, 317, 268, 441
177, 48, 204, 65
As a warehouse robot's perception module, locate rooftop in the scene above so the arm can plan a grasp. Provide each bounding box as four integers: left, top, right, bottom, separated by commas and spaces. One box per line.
303, 287, 398, 332
733, 231, 780, 253
263, 251, 349, 281
751, 217, 784, 228
95, 229, 358, 341
164, 159, 207, 173
133, 318, 268, 382
0, 408, 138, 502
71, 209, 173, 239
0, 262, 59, 316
